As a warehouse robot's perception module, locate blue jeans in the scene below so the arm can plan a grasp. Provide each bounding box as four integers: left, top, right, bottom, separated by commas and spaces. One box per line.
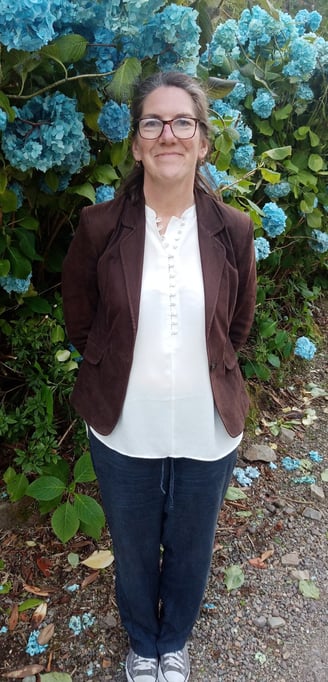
89, 430, 237, 658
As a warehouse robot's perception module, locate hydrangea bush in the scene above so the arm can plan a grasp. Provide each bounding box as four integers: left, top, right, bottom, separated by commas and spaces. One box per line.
0, 1, 327, 540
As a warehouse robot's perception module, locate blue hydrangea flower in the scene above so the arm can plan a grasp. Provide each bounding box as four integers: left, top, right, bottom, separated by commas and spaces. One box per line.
309, 229, 328, 253
264, 182, 291, 200
68, 613, 95, 636
295, 84, 314, 101
292, 475, 316, 484
26, 629, 48, 656
283, 37, 317, 81
295, 10, 322, 36
232, 144, 256, 171
235, 121, 252, 144
281, 456, 300, 471
315, 37, 328, 69
0, 0, 67, 51
308, 450, 323, 463
252, 88, 275, 119
98, 100, 130, 142
294, 336, 316, 360
147, 5, 201, 74
233, 466, 260, 487
254, 237, 271, 262
226, 71, 253, 109
262, 202, 287, 237
0, 272, 32, 294
1, 92, 90, 173
95, 186, 115, 203
200, 164, 236, 194
212, 19, 239, 53
0, 109, 7, 132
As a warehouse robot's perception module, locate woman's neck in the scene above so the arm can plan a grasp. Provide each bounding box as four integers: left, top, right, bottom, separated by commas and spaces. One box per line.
144, 184, 195, 228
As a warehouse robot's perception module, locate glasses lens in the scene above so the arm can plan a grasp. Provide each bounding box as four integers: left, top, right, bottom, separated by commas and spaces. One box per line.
172, 118, 197, 139
139, 119, 163, 139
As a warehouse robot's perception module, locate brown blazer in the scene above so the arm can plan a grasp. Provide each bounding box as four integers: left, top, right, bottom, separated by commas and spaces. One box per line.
62, 188, 256, 438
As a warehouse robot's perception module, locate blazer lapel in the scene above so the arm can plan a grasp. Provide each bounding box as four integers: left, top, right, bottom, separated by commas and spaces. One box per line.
195, 192, 227, 339
119, 201, 146, 336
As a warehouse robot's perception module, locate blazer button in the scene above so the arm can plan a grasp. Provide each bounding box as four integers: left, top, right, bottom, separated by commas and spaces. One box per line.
209, 362, 217, 371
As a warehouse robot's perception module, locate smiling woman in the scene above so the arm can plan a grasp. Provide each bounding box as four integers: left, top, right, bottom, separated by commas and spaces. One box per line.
62, 71, 257, 682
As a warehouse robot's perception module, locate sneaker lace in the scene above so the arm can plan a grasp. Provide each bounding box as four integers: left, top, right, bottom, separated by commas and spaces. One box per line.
162, 650, 184, 671
134, 656, 157, 673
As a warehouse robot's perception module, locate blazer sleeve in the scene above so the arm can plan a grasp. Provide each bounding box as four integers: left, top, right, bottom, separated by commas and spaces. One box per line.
229, 216, 257, 352
62, 207, 102, 356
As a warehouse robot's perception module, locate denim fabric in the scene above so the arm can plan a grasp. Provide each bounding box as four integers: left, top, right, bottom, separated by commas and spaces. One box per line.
88, 430, 237, 658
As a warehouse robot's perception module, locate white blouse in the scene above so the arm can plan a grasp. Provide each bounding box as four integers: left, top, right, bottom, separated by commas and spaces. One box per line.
90, 204, 242, 460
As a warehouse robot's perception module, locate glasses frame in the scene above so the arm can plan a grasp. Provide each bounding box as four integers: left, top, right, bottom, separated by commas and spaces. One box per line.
138, 116, 199, 140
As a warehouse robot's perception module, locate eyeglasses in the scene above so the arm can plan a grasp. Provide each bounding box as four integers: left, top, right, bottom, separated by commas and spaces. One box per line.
138, 116, 199, 140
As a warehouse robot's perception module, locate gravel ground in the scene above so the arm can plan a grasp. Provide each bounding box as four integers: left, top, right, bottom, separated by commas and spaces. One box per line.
0, 321, 327, 682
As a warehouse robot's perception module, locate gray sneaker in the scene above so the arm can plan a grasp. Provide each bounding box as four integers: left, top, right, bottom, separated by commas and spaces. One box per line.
158, 645, 190, 682
125, 648, 159, 682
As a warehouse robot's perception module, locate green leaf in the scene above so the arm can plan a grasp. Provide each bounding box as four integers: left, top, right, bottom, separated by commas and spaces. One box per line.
51, 325, 65, 343
267, 354, 281, 368
0, 189, 21, 213
69, 183, 95, 203
321, 469, 328, 482
225, 486, 247, 501
42, 34, 88, 63
306, 209, 322, 229
273, 103, 292, 121
68, 552, 79, 568
235, 510, 252, 517
27, 476, 66, 501
56, 349, 71, 362
74, 493, 105, 527
51, 501, 80, 543
79, 519, 103, 540
309, 130, 320, 147
262, 146, 292, 161
73, 453, 96, 483
260, 169, 281, 183
7, 246, 31, 279
25, 297, 52, 314
259, 319, 277, 338
40, 672, 73, 682
0, 91, 15, 121
0, 259, 10, 277
16, 228, 37, 260
298, 579, 320, 599
91, 165, 119, 184
207, 77, 237, 99
224, 564, 245, 592
308, 154, 324, 172
18, 216, 39, 231
107, 57, 142, 101
18, 598, 44, 612
6, 473, 29, 502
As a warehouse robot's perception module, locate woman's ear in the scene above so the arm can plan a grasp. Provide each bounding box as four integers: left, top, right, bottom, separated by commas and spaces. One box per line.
132, 138, 141, 162
198, 139, 208, 164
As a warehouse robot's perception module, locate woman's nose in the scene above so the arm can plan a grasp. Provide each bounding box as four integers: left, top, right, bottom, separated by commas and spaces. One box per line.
159, 122, 175, 141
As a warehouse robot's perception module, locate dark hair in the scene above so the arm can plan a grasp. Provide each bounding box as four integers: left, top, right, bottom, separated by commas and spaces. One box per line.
119, 71, 213, 203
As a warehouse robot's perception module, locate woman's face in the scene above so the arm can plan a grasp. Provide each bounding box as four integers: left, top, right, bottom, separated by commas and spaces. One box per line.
132, 86, 208, 189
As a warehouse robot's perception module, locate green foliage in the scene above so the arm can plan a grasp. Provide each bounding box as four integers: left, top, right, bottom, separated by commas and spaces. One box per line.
0, 1, 327, 543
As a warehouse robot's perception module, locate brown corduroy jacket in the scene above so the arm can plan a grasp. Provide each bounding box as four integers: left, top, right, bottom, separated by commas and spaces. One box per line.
62, 188, 257, 438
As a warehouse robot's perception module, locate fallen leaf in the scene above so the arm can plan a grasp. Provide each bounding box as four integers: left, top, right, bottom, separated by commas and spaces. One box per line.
223, 564, 245, 591
67, 552, 79, 568
8, 604, 19, 631
31, 602, 48, 628
23, 583, 53, 597
248, 557, 267, 569
40, 674, 72, 682
4, 664, 44, 678
321, 469, 328, 482
261, 549, 274, 561
37, 557, 52, 577
225, 486, 247, 501
299, 579, 320, 599
81, 570, 100, 589
81, 550, 114, 570
38, 623, 55, 645
18, 598, 44, 613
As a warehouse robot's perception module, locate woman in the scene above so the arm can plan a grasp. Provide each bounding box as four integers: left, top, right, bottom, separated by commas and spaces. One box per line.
62, 71, 256, 682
